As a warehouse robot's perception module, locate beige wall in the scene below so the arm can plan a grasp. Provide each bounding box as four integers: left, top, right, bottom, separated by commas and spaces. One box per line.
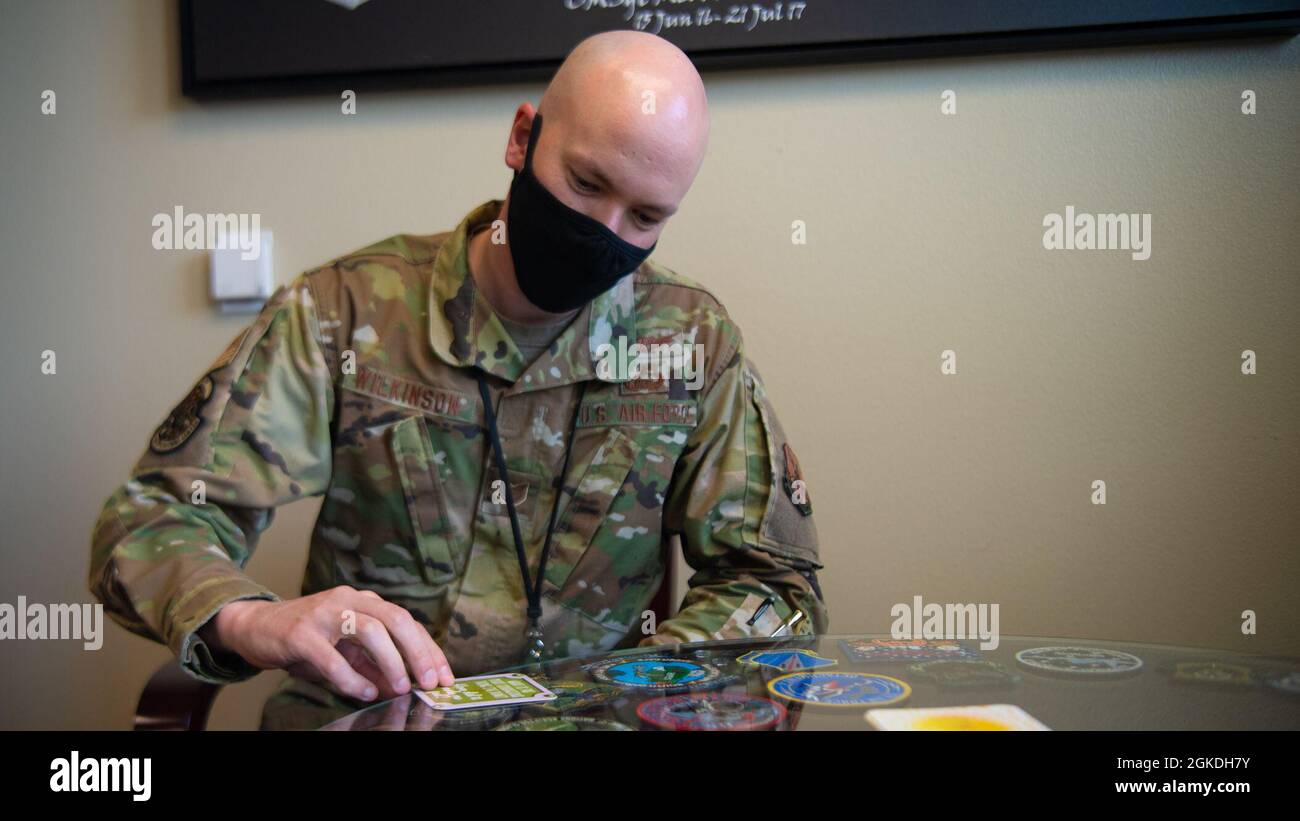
1, 1, 1296, 730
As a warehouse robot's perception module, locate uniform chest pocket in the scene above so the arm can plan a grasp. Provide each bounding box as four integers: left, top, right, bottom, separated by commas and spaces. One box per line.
541, 426, 668, 631
388, 415, 460, 585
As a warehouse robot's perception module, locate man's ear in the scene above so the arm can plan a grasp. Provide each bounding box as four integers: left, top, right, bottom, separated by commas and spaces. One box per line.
506, 106, 537, 174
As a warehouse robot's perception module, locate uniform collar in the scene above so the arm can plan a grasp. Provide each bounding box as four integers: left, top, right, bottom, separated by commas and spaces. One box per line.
428, 198, 639, 392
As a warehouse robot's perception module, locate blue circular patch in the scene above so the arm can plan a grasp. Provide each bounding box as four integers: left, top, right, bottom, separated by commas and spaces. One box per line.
767, 672, 911, 707
590, 657, 720, 689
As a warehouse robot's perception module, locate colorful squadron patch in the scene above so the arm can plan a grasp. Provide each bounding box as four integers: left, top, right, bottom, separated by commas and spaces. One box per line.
149, 375, 214, 454
839, 638, 982, 663
738, 648, 838, 672
1015, 646, 1143, 679
637, 693, 787, 731
908, 660, 1022, 689
767, 672, 911, 708
588, 657, 721, 690
494, 716, 633, 731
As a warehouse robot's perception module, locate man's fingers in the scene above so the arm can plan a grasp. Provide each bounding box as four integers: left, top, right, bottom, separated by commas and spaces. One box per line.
337, 641, 403, 701
286, 660, 324, 684
353, 596, 455, 689
301, 637, 379, 702
346, 613, 411, 694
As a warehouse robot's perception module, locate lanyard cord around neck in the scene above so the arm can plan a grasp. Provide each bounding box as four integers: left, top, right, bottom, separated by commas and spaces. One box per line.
475, 374, 587, 653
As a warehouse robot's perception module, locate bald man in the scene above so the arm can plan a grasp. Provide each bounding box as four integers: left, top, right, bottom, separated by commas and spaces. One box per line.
89, 31, 827, 730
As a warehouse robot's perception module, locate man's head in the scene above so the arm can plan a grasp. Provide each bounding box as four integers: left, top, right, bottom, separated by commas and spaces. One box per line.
498, 31, 710, 314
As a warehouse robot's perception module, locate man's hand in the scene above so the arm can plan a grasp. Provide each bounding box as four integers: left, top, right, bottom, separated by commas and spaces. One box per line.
200, 586, 455, 702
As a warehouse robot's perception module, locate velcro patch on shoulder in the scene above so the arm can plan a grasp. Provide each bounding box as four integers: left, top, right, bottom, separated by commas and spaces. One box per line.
149, 376, 215, 454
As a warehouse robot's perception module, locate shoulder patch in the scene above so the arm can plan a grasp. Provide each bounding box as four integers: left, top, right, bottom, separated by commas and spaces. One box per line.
149, 375, 215, 454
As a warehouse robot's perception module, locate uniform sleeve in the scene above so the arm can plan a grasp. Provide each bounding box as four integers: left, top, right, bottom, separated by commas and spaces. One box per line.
644, 331, 829, 647
88, 276, 335, 683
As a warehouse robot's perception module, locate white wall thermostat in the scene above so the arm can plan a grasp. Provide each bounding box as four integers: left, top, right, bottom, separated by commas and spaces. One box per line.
210, 229, 274, 314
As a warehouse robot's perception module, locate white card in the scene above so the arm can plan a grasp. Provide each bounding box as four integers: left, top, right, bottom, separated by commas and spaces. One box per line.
414, 673, 557, 711
865, 703, 1050, 731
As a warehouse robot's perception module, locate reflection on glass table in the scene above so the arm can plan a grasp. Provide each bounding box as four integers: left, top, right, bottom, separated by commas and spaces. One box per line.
319, 634, 1300, 731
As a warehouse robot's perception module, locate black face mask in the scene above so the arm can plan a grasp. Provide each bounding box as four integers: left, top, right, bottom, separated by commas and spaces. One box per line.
506, 112, 657, 313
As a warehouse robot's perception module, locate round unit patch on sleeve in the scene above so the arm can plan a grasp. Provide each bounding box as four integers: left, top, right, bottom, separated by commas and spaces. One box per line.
149, 375, 215, 454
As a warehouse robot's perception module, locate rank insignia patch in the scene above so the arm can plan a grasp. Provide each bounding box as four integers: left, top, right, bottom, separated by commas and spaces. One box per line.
149, 375, 215, 454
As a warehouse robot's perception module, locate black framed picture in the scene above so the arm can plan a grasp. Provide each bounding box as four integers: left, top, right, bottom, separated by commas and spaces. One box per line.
181, 1, 1300, 99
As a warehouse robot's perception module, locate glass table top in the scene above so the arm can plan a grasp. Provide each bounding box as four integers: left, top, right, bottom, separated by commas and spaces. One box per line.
318, 634, 1300, 731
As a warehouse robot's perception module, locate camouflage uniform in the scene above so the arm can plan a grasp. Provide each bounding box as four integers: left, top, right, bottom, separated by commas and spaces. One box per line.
89, 199, 827, 729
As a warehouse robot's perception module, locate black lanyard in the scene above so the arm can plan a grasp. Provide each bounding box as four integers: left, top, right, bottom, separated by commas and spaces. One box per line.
475, 373, 587, 662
